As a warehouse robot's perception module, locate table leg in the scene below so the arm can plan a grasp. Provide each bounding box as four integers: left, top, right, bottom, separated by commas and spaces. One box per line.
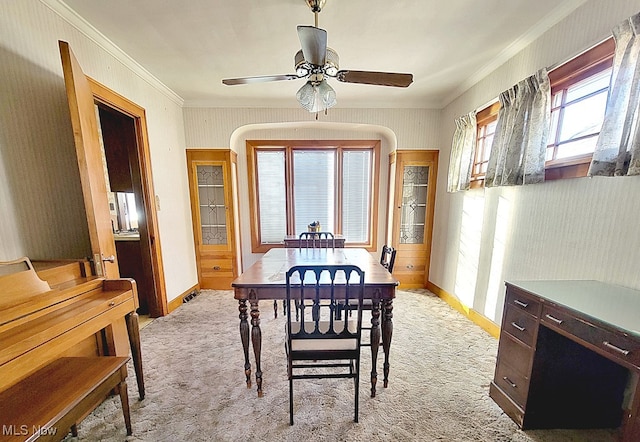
238, 299, 251, 388
370, 292, 381, 398
249, 291, 263, 397
382, 299, 394, 388
125, 311, 145, 400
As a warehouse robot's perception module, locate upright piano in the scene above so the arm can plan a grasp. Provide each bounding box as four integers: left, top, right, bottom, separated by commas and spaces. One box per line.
0, 257, 145, 399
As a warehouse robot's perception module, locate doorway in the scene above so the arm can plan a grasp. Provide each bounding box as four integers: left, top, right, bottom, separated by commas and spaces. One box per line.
90, 79, 168, 317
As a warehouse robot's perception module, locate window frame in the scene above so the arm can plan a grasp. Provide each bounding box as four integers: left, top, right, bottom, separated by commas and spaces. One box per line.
246, 140, 380, 253
545, 37, 614, 180
470, 101, 500, 188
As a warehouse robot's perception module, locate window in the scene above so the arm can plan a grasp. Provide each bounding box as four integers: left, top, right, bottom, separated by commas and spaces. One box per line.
469, 38, 614, 183
545, 37, 614, 179
247, 140, 380, 252
471, 101, 500, 186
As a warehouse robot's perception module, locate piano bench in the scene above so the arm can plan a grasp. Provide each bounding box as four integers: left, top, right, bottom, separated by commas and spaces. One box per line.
0, 356, 132, 441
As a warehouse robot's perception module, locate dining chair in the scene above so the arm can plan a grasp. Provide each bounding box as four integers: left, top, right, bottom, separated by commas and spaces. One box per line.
298, 231, 335, 249
379, 245, 397, 274
285, 264, 365, 425
275, 231, 337, 318
283, 231, 337, 319
340, 245, 396, 350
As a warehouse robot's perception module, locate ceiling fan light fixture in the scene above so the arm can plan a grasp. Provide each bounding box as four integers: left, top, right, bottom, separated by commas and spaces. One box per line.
324, 47, 339, 76
296, 79, 336, 112
294, 50, 307, 76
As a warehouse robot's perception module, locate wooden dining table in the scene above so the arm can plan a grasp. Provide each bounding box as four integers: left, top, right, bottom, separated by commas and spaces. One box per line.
231, 247, 399, 398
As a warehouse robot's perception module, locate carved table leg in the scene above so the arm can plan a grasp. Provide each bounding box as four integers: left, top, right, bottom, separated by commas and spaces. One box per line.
382, 299, 394, 388
125, 311, 145, 400
238, 299, 251, 388
249, 290, 263, 397
370, 291, 381, 398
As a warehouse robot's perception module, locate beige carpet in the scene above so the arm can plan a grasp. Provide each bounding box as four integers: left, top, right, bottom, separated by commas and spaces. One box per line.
64, 289, 617, 441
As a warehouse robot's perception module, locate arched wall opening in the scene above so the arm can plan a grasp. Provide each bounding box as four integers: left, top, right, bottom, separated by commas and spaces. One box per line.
229, 121, 398, 269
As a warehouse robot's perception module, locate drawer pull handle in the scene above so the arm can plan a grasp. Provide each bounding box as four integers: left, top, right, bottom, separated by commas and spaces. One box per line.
109, 301, 115, 307
502, 376, 517, 388
603, 341, 630, 356
213, 266, 221, 270
545, 314, 563, 325
513, 300, 529, 308
511, 322, 525, 332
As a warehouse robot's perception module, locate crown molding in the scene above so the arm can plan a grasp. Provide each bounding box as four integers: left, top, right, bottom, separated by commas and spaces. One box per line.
40, 0, 184, 106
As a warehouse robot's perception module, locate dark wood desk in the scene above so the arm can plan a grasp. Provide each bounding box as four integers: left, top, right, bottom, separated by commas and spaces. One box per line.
490, 280, 640, 441
232, 248, 398, 397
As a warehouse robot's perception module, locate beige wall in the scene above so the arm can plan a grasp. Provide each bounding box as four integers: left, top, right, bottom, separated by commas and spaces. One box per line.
433, 0, 640, 324
0, 0, 196, 302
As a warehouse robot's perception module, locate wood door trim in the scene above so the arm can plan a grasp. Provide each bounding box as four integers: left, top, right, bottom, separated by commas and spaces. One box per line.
87, 77, 168, 317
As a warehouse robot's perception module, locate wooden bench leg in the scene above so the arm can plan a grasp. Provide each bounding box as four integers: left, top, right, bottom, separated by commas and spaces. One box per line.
116, 380, 133, 436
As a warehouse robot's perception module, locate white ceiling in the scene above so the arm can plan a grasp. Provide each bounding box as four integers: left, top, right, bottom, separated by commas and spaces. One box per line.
60, 0, 588, 109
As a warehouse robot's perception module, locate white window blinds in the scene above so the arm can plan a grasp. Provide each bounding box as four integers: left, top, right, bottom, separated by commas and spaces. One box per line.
256, 150, 286, 243
293, 150, 335, 234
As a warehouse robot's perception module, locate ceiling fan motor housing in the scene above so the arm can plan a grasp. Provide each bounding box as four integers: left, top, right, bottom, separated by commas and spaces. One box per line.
295, 47, 339, 79
305, 0, 326, 13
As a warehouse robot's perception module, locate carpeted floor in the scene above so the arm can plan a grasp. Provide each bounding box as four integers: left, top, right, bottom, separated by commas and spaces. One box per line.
64, 289, 617, 441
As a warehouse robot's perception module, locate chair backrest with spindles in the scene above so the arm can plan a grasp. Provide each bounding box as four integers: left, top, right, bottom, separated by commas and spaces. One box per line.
298, 231, 335, 249
379, 245, 396, 274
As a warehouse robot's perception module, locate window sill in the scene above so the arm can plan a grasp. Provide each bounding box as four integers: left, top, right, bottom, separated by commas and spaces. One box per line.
545, 154, 592, 181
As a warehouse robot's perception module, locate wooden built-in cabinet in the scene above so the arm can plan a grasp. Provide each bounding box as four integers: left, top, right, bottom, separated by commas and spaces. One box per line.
388, 150, 438, 288
186, 149, 240, 289
490, 281, 640, 441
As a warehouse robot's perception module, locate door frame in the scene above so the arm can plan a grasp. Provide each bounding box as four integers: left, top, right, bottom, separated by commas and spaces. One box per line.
89, 78, 168, 317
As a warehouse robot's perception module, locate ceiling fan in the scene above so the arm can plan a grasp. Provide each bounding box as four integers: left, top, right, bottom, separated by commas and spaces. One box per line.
221, 0, 413, 112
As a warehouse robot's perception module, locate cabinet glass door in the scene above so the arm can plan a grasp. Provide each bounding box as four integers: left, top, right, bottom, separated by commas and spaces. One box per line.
197, 164, 227, 245
399, 165, 429, 244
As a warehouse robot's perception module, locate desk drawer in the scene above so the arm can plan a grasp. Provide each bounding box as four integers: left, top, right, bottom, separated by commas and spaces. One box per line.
505, 286, 541, 318
497, 333, 533, 377
503, 305, 538, 347
494, 360, 530, 408
541, 305, 640, 369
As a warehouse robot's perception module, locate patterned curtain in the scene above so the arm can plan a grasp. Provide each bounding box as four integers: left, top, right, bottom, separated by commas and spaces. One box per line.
447, 112, 476, 192
588, 12, 640, 177
485, 69, 551, 187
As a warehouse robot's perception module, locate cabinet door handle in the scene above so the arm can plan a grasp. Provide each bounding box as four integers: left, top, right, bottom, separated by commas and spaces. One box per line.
213, 266, 221, 270
545, 314, 564, 325
502, 376, 517, 388
603, 341, 630, 356
510, 322, 525, 332
513, 299, 528, 308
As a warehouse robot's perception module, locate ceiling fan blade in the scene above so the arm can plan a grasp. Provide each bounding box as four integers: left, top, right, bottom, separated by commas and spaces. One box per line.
222, 74, 299, 85
335, 70, 413, 88
297, 25, 327, 66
